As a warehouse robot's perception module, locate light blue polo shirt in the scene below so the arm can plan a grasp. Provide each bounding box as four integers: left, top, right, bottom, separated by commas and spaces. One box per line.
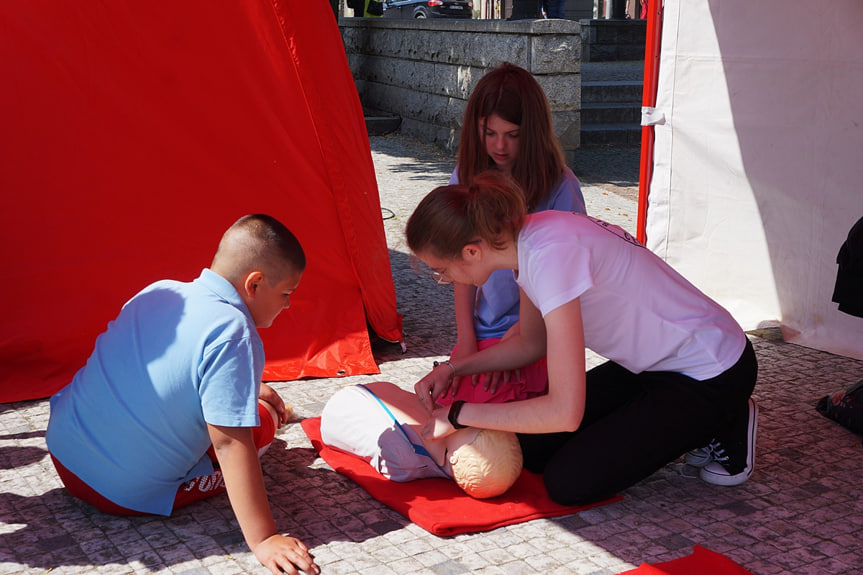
47, 269, 264, 516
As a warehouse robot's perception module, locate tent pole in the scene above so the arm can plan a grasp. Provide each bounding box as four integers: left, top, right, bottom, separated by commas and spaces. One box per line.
636, 0, 664, 245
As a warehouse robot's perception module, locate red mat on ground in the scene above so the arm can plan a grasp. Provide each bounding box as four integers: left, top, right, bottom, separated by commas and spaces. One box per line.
617, 545, 754, 575
301, 417, 622, 536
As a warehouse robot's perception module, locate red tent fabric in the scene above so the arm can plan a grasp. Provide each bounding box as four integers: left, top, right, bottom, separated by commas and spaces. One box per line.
0, 0, 403, 403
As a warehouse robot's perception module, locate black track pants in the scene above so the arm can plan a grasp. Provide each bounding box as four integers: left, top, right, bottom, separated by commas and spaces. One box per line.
518, 339, 758, 505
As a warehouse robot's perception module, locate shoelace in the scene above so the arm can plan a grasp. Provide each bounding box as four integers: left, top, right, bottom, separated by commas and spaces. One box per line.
708, 439, 729, 463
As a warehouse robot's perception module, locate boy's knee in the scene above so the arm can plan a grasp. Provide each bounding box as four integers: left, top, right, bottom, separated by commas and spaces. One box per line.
254, 400, 280, 454
258, 399, 280, 430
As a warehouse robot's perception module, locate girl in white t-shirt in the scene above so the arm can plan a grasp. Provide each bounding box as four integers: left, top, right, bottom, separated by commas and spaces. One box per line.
407, 171, 758, 505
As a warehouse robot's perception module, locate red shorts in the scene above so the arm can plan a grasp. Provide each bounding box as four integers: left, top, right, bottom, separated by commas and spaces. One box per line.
50, 402, 276, 516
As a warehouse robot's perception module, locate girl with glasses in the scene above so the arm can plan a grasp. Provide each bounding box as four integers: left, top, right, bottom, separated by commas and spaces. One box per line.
407, 171, 758, 505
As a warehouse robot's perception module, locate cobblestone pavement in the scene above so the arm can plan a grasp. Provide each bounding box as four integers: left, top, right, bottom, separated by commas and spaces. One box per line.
2, 135, 862, 575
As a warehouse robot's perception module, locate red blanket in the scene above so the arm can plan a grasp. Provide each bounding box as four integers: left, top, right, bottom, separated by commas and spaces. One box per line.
618, 545, 754, 575
301, 417, 622, 536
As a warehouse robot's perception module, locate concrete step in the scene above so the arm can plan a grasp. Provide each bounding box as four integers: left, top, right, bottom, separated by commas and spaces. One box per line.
582, 60, 645, 82
581, 80, 643, 104
363, 107, 402, 136
580, 18, 647, 63
365, 114, 401, 136
580, 123, 642, 147
581, 101, 641, 125
579, 61, 643, 146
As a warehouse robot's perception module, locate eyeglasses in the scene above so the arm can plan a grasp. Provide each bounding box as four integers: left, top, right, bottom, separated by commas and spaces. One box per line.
429, 269, 453, 285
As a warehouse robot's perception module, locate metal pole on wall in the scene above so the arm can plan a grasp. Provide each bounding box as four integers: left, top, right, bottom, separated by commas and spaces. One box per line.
636, 0, 663, 244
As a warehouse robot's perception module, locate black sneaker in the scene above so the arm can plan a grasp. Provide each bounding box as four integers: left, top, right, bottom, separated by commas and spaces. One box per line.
700, 398, 758, 486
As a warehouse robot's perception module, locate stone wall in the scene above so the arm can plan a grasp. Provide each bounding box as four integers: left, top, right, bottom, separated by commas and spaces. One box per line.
339, 18, 583, 162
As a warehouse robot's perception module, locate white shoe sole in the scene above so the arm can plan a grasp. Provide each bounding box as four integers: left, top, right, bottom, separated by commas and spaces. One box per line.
700, 399, 758, 486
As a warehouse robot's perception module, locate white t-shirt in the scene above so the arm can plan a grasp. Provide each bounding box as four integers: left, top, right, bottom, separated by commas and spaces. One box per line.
516, 212, 746, 381
450, 166, 586, 339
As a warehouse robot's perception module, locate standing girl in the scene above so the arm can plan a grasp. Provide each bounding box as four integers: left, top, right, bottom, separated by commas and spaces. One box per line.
443, 62, 586, 405
408, 171, 758, 505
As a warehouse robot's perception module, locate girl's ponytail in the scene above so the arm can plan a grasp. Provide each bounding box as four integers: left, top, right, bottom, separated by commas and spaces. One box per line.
407, 171, 526, 258
466, 171, 526, 251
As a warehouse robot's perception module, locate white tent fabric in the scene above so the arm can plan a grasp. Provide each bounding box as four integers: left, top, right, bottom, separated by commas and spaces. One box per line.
646, 0, 863, 359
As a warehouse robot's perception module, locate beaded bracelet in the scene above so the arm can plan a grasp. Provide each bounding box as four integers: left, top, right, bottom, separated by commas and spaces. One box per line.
433, 359, 456, 378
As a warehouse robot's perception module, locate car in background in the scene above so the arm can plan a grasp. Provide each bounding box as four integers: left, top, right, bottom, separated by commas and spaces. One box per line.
382, 0, 473, 19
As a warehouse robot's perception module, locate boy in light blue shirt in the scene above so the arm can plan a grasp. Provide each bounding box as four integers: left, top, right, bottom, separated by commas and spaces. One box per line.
47, 214, 319, 575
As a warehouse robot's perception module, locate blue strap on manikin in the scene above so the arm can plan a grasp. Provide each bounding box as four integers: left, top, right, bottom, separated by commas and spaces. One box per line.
359, 384, 448, 473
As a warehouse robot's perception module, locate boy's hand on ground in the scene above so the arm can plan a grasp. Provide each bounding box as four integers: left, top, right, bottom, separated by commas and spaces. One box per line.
254, 534, 320, 575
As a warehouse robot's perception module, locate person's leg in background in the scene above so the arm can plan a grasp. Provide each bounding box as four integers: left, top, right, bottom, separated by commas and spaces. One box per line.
542, 0, 565, 18
510, 0, 542, 20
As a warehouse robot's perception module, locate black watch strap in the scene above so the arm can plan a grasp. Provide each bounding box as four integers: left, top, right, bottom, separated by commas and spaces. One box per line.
447, 400, 468, 429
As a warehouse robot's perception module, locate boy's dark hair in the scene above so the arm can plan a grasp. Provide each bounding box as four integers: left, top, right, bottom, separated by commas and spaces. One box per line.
213, 214, 306, 283
236, 214, 306, 271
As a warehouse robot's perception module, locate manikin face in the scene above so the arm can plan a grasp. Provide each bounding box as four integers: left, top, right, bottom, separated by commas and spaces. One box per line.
441, 427, 481, 476
245, 269, 303, 329
481, 113, 520, 174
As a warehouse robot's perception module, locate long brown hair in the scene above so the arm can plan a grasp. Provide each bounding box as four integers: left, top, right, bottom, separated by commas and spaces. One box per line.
406, 171, 527, 259
456, 63, 566, 212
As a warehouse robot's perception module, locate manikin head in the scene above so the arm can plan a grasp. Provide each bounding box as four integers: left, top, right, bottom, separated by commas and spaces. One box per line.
447, 427, 523, 499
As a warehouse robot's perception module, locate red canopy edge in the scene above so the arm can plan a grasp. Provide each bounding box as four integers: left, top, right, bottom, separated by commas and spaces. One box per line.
636, 0, 664, 245
270, 0, 403, 346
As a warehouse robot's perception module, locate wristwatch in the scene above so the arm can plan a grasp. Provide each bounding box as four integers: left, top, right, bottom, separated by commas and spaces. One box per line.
447, 400, 468, 429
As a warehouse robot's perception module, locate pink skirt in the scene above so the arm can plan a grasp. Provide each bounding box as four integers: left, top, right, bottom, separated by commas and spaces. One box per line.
437, 337, 549, 405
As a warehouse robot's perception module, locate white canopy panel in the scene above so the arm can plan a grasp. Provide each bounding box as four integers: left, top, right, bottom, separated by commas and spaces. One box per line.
646, 0, 863, 359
